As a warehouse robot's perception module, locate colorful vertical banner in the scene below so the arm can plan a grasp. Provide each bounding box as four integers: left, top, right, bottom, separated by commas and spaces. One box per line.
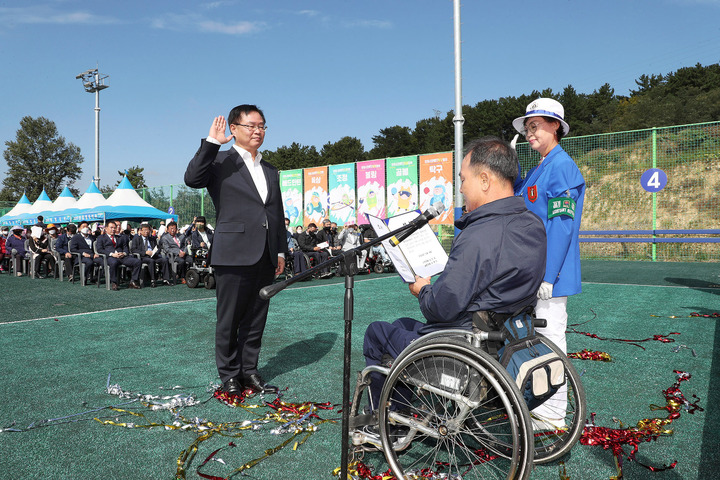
328, 163, 356, 226
419, 152, 454, 225
303, 166, 329, 226
280, 169, 303, 228
386, 155, 419, 217
356, 159, 386, 224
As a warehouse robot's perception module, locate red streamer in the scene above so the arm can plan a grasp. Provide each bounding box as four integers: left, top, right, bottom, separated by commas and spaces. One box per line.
580, 370, 703, 478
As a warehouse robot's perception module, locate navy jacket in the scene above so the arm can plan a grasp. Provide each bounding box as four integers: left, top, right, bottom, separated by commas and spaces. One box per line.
417, 196, 546, 334
96, 234, 130, 256
69, 234, 95, 256
55, 234, 71, 255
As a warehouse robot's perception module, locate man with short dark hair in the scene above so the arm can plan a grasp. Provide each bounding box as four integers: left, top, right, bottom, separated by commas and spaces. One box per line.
159, 221, 191, 283
55, 224, 77, 281
96, 220, 142, 290
131, 223, 170, 287
297, 222, 332, 277
69, 225, 100, 283
185, 104, 287, 395
363, 137, 547, 408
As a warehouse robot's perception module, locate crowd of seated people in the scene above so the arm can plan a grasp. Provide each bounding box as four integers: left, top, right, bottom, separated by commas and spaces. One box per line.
0, 216, 216, 291
285, 218, 393, 280
0, 215, 395, 287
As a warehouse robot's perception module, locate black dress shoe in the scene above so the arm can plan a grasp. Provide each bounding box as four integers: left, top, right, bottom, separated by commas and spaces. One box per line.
129, 281, 141, 289
151, 280, 156, 288
111, 282, 119, 291
244, 374, 278, 394
163, 279, 172, 286
221, 378, 244, 395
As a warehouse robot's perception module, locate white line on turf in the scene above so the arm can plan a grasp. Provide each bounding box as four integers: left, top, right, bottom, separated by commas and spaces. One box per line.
1, 275, 397, 325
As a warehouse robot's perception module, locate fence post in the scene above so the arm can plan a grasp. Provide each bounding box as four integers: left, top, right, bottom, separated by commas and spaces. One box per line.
201, 189, 205, 217
651, 127, 657, 261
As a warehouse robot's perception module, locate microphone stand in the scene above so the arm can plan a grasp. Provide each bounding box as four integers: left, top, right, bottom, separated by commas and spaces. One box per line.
259, 218, 430, 480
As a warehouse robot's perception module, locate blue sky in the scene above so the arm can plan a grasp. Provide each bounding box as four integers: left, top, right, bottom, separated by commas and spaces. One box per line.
0, 0, 718, 193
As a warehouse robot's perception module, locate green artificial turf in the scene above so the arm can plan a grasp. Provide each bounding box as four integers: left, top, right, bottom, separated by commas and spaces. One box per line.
0, 262, 718, 479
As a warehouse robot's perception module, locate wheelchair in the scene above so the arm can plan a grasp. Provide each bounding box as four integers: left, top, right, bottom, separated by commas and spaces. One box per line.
348, 312, 586, 479
185, 247, 215, 289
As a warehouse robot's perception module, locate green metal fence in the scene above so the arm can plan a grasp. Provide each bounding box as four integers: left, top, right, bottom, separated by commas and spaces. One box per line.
138, 121, 720, 262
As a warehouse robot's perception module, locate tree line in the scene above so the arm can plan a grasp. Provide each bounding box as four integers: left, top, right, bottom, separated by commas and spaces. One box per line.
2, 62, 718, 203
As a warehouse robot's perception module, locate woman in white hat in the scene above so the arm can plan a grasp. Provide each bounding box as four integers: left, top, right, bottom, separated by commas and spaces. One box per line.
513, 98, 586, 428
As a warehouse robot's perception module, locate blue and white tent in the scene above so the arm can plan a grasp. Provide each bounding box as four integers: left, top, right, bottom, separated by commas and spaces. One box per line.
75, 177, 177, 223
0, 179, 177, 225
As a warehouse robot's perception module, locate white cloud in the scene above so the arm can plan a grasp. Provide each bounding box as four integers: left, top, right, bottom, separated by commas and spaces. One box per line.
0, 6, 119, 25
342, 19, 392, 29
152, 13, 265, 35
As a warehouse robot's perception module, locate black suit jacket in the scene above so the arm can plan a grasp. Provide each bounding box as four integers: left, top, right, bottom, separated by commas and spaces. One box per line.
130, 235, 158, 257
184, 140, 286, 267
96, 234, 129, 256
69, 234, 95, 255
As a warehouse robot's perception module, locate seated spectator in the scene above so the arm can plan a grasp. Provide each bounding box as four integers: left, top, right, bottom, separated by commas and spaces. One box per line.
5, 226, 27, 276
130, 223, 171, 287
28, 225, 55, 278
46, 224, 59, 241
0, 228, 6, 273
159, 221, 192, 283
297, 223, 332, 278
69, 226, 101, 283
361, 225, 391, 264
96, 219, 142, 290
189, 215, 214, 251
118, 221, 134, 245
316, 219, 341, 256
55, 224, 77, 281
337, 221, 367, 268
292, 225, 303, 240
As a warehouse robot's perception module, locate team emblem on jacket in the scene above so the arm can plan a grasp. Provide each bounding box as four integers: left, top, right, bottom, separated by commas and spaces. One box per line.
527, 185, 538, 203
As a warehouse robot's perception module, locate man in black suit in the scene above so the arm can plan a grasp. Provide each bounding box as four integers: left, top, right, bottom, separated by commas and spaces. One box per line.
130, 223, 170, 287
68, 226, 101, 283
95, 219, 142, 290
185, 104, 286, 395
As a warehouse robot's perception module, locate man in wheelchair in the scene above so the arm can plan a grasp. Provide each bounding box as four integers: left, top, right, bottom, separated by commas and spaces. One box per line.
362, 136, 547, 414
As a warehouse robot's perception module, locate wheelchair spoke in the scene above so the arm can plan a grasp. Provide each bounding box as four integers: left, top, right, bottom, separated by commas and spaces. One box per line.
378, 347, 533, 479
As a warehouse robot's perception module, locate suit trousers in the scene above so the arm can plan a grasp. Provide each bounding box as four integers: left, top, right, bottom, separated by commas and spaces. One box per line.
214, 247, 275, 383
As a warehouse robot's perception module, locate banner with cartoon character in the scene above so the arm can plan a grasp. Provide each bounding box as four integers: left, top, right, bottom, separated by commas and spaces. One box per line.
356, 159, 386, 224
328, 163, 356, 226
419, 152, 454, 225
280, 169, 303, 228
303, 166, 329, 226
386, 155, 418, 217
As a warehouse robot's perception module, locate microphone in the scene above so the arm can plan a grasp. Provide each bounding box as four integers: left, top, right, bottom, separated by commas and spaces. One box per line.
389, 202, 444, 247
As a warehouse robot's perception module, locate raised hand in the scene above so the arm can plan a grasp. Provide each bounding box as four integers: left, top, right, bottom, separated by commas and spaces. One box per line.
208, 116, 234, 144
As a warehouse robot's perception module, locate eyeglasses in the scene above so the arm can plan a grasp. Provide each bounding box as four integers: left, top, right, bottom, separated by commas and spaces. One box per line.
523, 121, 544, 137
232, 123, 268, 132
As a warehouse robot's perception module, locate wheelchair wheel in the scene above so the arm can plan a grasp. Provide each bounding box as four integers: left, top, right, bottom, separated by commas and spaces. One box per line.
529, 337, 587, 464
378, 343, 534, 480
373, 262, 384, 274
185, 269, 200, 288
203, 273, 215, 289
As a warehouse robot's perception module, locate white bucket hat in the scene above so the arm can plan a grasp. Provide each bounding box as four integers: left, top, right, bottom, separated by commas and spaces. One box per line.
512, 98, 570, 137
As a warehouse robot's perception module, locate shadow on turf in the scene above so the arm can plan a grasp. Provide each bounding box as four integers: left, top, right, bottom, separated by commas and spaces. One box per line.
261, 331, 338, 381
698, 312, 720, 477
664, 277, 720, 294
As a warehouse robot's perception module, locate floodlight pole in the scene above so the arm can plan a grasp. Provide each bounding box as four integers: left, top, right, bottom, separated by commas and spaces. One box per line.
453, 0, 464, 234
76, 66, 109, 189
